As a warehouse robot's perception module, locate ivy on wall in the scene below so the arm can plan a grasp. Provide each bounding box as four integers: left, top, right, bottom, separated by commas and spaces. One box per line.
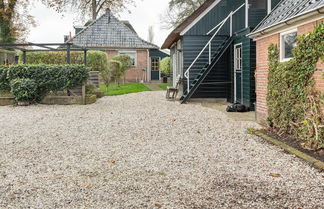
267, 23, 324, 150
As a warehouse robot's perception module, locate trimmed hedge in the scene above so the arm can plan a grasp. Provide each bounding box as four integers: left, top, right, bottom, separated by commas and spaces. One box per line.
18, 51, 108, 72
10, 79, 38, 102
0, 64, 89, 102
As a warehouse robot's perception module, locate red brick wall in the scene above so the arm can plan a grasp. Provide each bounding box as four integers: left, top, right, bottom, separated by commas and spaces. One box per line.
255, 34, 279, 122
255, 19, 324, 122
104, 50, 148, 83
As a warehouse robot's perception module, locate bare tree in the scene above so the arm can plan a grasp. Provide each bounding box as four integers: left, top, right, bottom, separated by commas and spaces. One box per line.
160, 0, 206, 29
42, 0, 136, 21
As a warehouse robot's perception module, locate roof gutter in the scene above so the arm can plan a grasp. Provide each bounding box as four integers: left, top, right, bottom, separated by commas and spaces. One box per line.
248, 6, 324, 39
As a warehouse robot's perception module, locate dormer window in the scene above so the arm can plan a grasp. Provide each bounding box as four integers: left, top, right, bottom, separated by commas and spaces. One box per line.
280, 29, 297, 62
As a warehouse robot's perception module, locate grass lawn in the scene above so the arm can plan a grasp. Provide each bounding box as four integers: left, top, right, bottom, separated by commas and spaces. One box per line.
157, 83, 169, 90
99, 83, 151, 96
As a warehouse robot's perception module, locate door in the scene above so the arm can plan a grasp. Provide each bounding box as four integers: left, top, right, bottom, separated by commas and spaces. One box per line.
151, 57, 160, 80
234, 44, 243, 103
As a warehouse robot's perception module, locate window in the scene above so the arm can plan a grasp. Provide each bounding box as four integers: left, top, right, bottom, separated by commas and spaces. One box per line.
119, 51, 136, 66
151, 57, 160, 71
234, 44, 242, 71
280, 30, 297, 61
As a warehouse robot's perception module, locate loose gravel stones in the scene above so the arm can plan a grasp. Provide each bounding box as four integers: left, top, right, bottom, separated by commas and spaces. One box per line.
0, 91, 323, 208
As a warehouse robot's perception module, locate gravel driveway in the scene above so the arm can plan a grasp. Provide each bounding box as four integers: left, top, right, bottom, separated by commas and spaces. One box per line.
0, 91, 323, 208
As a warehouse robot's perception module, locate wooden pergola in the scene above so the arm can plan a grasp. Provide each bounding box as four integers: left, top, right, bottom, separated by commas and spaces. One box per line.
0, 42, 89, 104
0, 42, 88, 65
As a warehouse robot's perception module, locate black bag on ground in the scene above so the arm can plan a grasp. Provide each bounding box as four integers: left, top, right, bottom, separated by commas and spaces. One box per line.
226, 103, 248, 112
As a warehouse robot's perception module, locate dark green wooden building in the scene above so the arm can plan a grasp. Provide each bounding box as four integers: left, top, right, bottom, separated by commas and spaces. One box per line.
162, 0, 281, 109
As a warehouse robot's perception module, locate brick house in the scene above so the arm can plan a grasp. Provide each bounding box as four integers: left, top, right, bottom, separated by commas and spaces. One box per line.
248, 0, 324, 122
69, 10, 168, 83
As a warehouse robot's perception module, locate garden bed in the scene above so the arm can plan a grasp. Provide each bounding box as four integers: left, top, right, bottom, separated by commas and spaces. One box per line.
254, 129, 324, 163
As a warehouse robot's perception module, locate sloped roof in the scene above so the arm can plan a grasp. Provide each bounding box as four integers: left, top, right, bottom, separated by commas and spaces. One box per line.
252, 0, 324, 34
70, 13, 158, 49
161, 0, 216, 49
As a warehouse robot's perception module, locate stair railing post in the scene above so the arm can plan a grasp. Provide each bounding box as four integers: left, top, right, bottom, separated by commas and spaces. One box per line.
209, 42, 211, 64
230, 11, 233, 37
187, 71, 190, 93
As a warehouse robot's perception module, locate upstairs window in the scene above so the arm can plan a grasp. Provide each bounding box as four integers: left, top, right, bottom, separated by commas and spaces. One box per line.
119, 51, 137, 67
280, 30, 297, 62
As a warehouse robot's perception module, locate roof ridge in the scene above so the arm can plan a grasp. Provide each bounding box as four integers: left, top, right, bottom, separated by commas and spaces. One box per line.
70, 12, 158, 49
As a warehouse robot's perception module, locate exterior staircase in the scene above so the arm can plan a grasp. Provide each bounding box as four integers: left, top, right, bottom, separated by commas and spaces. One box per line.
180, 37, 233, 104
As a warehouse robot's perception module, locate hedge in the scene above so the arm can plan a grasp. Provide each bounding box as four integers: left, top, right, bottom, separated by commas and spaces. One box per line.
18, 51, 108, 72
0, 64, 89, 102
267, 23, 324, 150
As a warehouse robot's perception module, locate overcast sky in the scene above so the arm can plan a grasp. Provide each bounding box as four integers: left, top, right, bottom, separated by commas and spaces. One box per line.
27, 0, 172, 47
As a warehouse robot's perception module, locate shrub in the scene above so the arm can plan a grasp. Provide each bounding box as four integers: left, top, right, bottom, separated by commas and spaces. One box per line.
160, 57, 171, 76
0, 64, 89, 102
0, 65, 10, 91
18, 51, 108, 73
10, 78, 37, 102
267, 23, 324, 150
108, 60, 123, 86
112, 54, 132, 74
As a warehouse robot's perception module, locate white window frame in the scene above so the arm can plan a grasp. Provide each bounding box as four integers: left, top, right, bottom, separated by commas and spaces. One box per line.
280, 29, 297, 62
118, 50, 137, 67
234, 43, 242, 71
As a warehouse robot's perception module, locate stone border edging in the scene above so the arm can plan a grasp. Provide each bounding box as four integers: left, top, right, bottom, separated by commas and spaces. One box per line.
248, 129, 324, 171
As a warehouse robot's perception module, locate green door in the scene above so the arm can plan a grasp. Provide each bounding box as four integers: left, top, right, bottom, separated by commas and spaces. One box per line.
234, 44, 243, 103
151, 57, 160, 80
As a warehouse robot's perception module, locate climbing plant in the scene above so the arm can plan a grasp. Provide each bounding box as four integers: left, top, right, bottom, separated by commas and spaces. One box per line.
267, 23, 324, 150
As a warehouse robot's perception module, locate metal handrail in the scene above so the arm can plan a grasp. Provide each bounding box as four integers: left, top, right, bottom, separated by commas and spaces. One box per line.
184, 3, 246, 93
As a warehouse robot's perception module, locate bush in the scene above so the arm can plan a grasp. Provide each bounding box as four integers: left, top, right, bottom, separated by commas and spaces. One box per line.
0, 65, 10, 91
10, 78, 37, 102
267, 23, 324, 150
160, 57, 171, 76
112, 54, 132, 74
108, 60, 123, 85
0, 64, 89, 102
18, 51, 108, 73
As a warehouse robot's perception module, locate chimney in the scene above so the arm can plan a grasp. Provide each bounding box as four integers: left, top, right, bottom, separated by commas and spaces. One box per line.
64, 35, 69, 43
106, 7, 111, 14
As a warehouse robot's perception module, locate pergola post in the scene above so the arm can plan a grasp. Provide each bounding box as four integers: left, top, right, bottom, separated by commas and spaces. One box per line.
22, 51, 27, 64
66, 44, 71, 64
84, 50, 87, 65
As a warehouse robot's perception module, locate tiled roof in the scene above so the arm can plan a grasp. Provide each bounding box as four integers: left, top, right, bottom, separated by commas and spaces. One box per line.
253, 0, 324, 32
71, 13, 158, 49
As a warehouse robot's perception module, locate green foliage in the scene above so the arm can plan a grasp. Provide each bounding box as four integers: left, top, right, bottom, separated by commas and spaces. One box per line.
0, 65, 10, 90
0, 64, 89, 102
267, 23, 324, 150
160, 57, 171, 76
10, 78, 37, 103
18, 51, 108, 73
108, 59, 123, 86
112, 54, 132, 74
99, 83, 151, 96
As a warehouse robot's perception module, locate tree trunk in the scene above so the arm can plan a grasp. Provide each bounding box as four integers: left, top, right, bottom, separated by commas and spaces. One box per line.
92, 0, 98, 20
